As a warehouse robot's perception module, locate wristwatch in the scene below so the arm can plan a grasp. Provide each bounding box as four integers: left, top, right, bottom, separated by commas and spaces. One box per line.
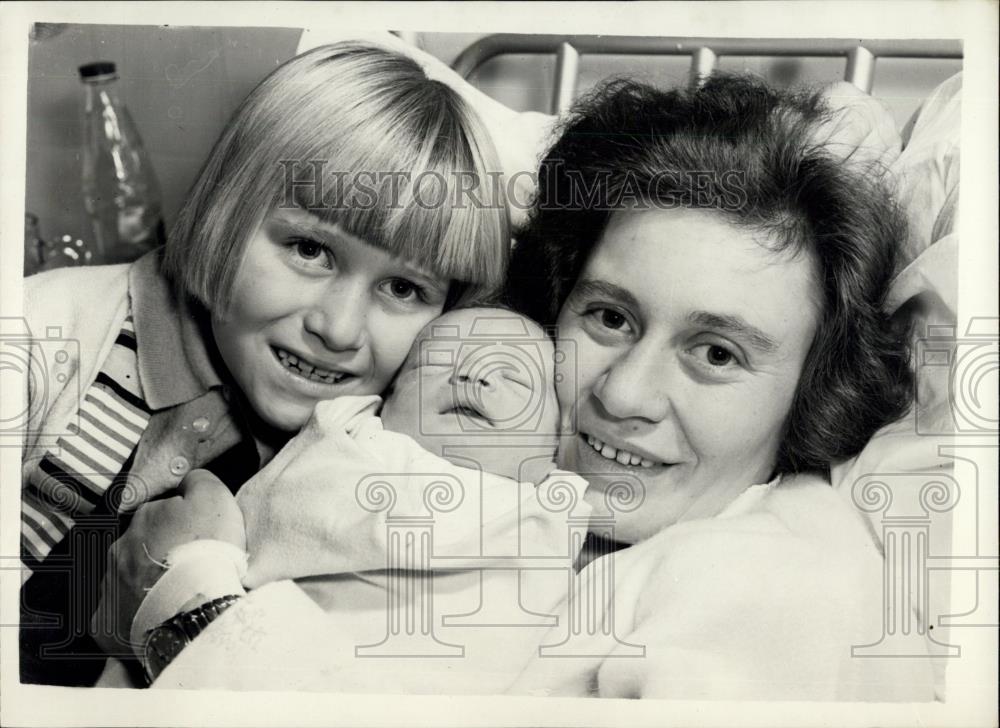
142, 594, 243, 684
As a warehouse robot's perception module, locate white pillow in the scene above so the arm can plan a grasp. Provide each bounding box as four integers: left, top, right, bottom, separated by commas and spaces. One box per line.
893, 73, 963, 266
831, 73, 962, 517
829, 75, 962, 700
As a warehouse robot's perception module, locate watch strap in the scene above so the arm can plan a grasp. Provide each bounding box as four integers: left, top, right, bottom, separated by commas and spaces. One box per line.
174, 594, 241, 639
143, 593, 243, 684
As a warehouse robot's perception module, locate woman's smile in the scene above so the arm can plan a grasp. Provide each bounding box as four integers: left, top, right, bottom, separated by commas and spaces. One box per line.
554, 207, 820, 542
580, 432, 664, 469
562, 428, 680, 505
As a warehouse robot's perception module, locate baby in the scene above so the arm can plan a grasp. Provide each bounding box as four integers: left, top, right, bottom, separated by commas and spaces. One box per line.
381, 305, 563, 486
138, 307, 590, 693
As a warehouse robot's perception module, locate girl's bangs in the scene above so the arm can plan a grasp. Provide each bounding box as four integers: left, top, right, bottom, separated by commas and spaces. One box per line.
282, 137, 507, 293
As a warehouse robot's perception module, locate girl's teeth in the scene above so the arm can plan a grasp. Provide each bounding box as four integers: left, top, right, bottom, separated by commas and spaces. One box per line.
277, 348, 345, 383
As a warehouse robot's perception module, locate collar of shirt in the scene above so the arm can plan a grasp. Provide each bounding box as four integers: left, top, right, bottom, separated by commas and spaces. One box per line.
129, 249, 223, 411
126, 250, 275, 497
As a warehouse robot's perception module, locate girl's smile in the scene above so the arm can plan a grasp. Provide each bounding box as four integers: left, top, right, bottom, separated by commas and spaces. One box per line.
272, 345, 356, 385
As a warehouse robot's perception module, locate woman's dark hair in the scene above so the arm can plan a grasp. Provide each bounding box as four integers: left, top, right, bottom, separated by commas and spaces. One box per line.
507, 74, 913, 475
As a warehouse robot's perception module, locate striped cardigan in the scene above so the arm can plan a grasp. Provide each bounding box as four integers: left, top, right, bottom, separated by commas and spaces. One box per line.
22, 315, 150, 568
20, 258, 265, 686
20, 263, 147, 571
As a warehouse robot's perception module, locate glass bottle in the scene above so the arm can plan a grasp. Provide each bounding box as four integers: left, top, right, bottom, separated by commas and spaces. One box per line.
79, 61, 165, 264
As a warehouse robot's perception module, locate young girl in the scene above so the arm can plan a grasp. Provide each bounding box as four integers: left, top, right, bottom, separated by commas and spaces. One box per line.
20, 41, 510, 686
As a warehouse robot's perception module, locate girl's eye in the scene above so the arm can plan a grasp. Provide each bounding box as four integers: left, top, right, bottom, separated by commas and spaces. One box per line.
289, 237, 332, 269
382, 278, 423, 303
390, 279, 415, 299
296, 240, 322, 259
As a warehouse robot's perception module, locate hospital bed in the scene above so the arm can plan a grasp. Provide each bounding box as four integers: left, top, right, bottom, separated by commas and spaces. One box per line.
446, 34, 962, 111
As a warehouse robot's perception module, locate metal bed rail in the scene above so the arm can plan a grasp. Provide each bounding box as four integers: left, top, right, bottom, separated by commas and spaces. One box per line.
450, 35, 963, 113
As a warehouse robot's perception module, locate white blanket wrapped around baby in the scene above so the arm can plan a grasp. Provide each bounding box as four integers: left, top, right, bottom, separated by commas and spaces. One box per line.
153, 396, 590, 694
239, 396, 586, 585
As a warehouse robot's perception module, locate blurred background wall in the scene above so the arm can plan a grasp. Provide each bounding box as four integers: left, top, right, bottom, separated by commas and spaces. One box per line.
25, 23, 962, 248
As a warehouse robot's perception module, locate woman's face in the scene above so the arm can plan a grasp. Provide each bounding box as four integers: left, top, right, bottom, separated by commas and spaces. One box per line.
212, 207, 450, 432
555, 207, 821, 543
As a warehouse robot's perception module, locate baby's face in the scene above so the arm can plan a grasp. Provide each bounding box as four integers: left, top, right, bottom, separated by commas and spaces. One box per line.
380, 307, 560, 481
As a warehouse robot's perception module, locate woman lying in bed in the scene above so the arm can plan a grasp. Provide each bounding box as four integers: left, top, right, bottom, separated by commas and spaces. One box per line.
97, 65, 948, 700
504, 74, 932, 700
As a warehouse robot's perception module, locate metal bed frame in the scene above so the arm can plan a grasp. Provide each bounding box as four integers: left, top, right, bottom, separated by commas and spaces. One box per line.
448, 35, 963, 114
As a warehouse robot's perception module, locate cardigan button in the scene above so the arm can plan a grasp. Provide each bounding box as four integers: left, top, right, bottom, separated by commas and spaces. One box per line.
169, 456, 191, 476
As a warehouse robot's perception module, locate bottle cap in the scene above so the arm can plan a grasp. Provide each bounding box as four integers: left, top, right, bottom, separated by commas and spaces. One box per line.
78, 61, 117, 81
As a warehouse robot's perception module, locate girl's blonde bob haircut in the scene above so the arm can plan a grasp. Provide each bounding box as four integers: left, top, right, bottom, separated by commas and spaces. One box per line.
164, 42, 510, 312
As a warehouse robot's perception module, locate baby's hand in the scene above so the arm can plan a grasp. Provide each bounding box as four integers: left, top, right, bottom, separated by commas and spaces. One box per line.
175, 470, 247, 549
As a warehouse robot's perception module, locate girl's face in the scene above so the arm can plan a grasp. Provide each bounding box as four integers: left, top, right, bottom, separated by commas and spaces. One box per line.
555, 208, 820, 543
212, 207, 450, 432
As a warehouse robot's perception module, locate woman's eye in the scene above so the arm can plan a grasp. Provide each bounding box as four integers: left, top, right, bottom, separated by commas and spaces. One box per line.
575, 304, 636, 343
705, 345, 734, 366
599, 309, 627, 330
587, 307, 633, 333
692, 343, 740, 368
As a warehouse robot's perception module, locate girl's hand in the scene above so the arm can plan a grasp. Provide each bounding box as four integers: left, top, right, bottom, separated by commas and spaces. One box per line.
91, 470, 245, 656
